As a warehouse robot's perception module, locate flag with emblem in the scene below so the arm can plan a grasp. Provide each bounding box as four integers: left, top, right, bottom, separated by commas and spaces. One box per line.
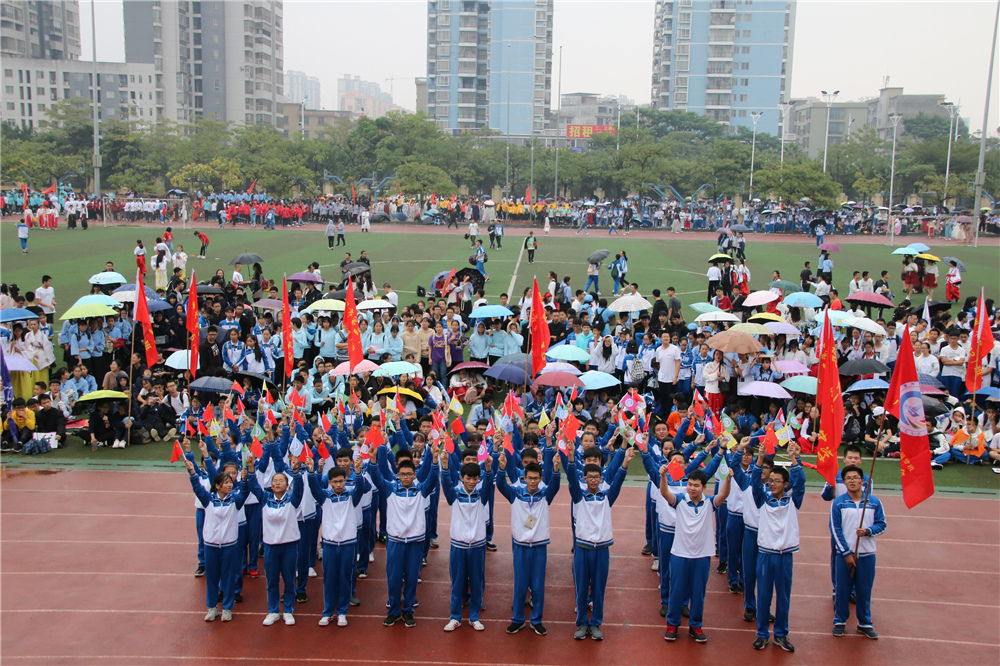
134, 269, 158, 368
886, 325, 935, 508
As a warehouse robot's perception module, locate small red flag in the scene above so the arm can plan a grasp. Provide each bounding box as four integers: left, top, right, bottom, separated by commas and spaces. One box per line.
251, 438, 264, 459
292, 407, 305, 426
692, 389, 707, 418
444, 433, 455, 455
763, 425, 778, 456
231, 380, 245, 396
503, 433, 514, 455
366, 425, 385, 449
557, 437, 569, 455
504, 391, 524, 420
197, 420, 210, 437
202, 403, 215, 424
320, 411, 332, 433
299, 441, 312, 460
483, 418, 495, 439
450, 417, 466, 435
41, 183, 57, 196
562, 412, 580, 442
265, 409, 278, 426
667, 459, 686, 481
236, 397, 245, 414
223, 406, 236, 422
317, 438, 331, 459
170, 440, 184, 463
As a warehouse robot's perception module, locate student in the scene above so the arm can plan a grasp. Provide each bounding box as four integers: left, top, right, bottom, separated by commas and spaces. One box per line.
184, 455, 248, 622
496, 452, 561, 635
829, 464, 886, 639
309, 452, 370, 627
661, 467, 732, 644
567, 442, 634, 641
820, 444, 868, 598
246, 453, 304, 626
727, 439, 774, 623
440, 451, 494, 631
181, 439, 213, 577
751, 441, 805, 652
369, 440, 441, 628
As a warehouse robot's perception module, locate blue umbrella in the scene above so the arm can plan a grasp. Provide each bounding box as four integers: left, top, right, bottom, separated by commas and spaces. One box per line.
189, 376, 238, 393
89, 271, 128, 285
470, 304, 514, 318
917, 373, 945, 389
394, 212, 407, 221
963, 387, 1000, 399
72, 294, 121, 308
579, 370, 620, 390
113, 284, 158, 299
1, 347, 13, 408
782, 292, 823, 308
779, 375, 818, 395
906, 242, 931, 253
484, 364, 529, 385
0, 308, 39, 323
845, 378, 890, 392
147, 300, 174, 313
891, 247, 917, 256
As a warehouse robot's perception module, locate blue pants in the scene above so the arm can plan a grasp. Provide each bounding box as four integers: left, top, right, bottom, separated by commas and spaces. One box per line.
244, 502, 262, 571
476, 260, 487, 277
486, 494, 494, 542
195, 508, 205, 567
431, 360, 448, 380
584, 275, 599, 293
716, 503, 729, 563
756, 551, 794, 638
357, 505, 375, 573
676, 378, 691, 400
386, 539, 423, 615
743, 527, 759, 611
667, 555, 709, 627
644, 487, 656, 552
449, 545, 486, 622
235, 523, 246, 595
829, 535, 855, 596
573, 545, 609, 626
296, 516, 319, 595
939, 374, 963, 398
512, 543, 547, 625
612, 277, 621, 295
834, 554, 875, 627
377, 491, 388, 538
322, 541, 357, 618
657, 529, 675, 609
205, 543, 239, 610
726, 513, 745, 587
934, 447, 989, 465
264, 541, 298, 614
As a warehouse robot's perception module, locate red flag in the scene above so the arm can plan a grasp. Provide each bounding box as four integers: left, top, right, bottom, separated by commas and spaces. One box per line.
265, 409, 278, 426
366, 425, 385, 449
504, 391, 524, 420
351, 183, 356, 204
569, 388, 578, 404
503, 433, 514, 455
292, 407, 305, 425
231, 380, 245, 396
450, 417, 466, 435
299, 440, 312, 460
41, 183, 57, 196
814, 312, 843, 486
318, 438, 331, 459
20, 183, 28, 210
343, 277, 364, 371
525, 186, 531, 205
666, 459, 686, 481
556, 437, 569, 456
888, 326, 935, 508
483, 418, 495, 439
444, 432, 455, 455
186, 271, 199, 379
281, 275, 294, 379
692, 389, 707, 418
251, 438, 264, 459
247, 179, 257, 194
197, 420, 210, 437
134, 270, 158, 368
337, 396, 347, 415
289, 390, 306, 409
224, 406, 236, 422
320, 411, 332, 433
170, 440, 184, 463
562, 412, 580, 442
966, 288, 990, 393
763, 425, 778, 455
529, 278, 550, 376
202, 403, 215, 424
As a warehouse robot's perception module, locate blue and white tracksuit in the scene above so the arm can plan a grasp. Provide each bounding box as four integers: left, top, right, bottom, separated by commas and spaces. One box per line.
830, 493, 886, 629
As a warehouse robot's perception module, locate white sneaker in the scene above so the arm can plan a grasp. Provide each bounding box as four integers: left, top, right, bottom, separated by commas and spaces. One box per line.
205, 607, 218, 622
369, 553, 375, 563
471, 620, 485, 631
262, 613, 280, 626
221, 609, 232, 622
444, 619, 461, 632
308, 567, 317, 578
652, 559, 659, 572
283, 613, 295, 625
337, 614, 348, 627
318, 616, 332, 626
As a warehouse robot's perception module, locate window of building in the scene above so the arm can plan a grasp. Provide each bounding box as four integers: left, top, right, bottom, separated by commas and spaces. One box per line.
676, 44, 689, 55
5, 102, 13, 110
678, 28, 690, 39
3, 85, 11, 94
742, 46, 750, 54
675, 76, 688, 88
437, 75, 449, 87
740, 62, 749, 70
675, 92, 687, 104
741, 78, 748, 86
679, 12, 691, 23
742, 30, 751, 38
739, 94, 747, 102
676, 58, 689, 72
738, 110, 747, 117
50, 87, 56, 100
3, 69, 12, 79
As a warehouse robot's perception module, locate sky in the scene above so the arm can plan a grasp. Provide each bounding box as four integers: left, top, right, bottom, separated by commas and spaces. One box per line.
82, 0, 1000, 134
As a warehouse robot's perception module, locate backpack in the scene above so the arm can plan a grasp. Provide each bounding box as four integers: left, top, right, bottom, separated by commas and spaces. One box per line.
610, 262, 621, 279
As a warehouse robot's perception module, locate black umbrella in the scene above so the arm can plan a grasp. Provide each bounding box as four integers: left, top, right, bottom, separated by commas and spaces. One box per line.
588, 249, 611, 264
371, 212, 390, 223
917, 373, 946, 389
328, 288, 365, 300
907, 301, 951, 315
942, 257, 966, 273
167, 189, 187, 196
185, 284, 225, 296
838, 358, 890, 376
809, 218, 827, 229
730, 224, 749, 231
342, 262, 372, 277
394, 212, 407, 221
455, 267, 485, 295
232, 370, 278, 395
922, 395, 949, 419
230, 253, 264, 266
189, 376, 237, 393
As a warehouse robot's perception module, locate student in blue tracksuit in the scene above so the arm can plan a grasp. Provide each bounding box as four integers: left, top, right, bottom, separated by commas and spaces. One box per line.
441, 453, 494, 631
567, 444, 633, 641
247, 454, 304, 626
184, 455, 248, 622
310, 453, 369, 627
727, 439, 774, 623
829, 465, 886, 639
183, 441, 212, 577
750, 441, 805, 652
820, 444, 868, 599
369, 439, 440, 628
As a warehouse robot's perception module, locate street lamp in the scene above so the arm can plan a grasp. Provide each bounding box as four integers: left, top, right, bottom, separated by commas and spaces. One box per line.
940, 102, 959, 210
89, 0, 103, 225
554, 45, 562, 201
820, 89, 840, 173
886, 113, 902, 244
505, 43, 511, 198
749, 111, 762, 200
972, 0, 999, 248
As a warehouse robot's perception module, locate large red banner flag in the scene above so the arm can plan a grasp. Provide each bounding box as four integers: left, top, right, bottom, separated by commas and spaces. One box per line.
343, 276, 364, 371
135, 269, 158, 368
886, 325, 935, 508
966, 288, 990, 394
281, 275, 294, 379
530, 277, 550, 376
186, 271, 198, 379
814, 312, 842, 486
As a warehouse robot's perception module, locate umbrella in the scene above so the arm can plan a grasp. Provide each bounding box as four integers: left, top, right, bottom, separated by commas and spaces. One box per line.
920, 385, 949, 397
546, 345, 591, 363
903, 207, 915, 214
731, 322, 773, 335
147, 300, 173, 313
739, 380, 793, 399
357, 299, 391, 311
730, 224, 749, 232
743, 290, 779, 307
906, 242, 931, 253
708, 253, 732, 264
470, 304, 515, 318
779, 376, 818, 395
915, 253, 940, 262
838, 358, 890, 376
327, 288, 364, 301
707, 330, 764, 354
454, 268, 485, 295
817, 242, 842, 252
189, 376, 239, 393
845, 292, 894, 308
113, 284, 159, 298
394, 212, 407, 221
60, 303, 117, 320
539, 362, 582, 376
775, 360, 809, 375
845, 378, 891, 392
533, 371, 584, 388
449, 361, 490, 374
765, 321, 801, 336
302, 299, 345, 313
955, 215, 973, 224
942, 257, 966, 273
164, 350, 197, 370
3, 353, 37, 372
371, 212, 390, 223
230, 253, 264, 266
747, 312, 785, 323
813, 309, 853, 327
232, 371, 279, 395
429, 269, 457, 292
963, 387, 1000, 400
845, 317, 887, 336
783, 292, 823, 308
809, 219, 827, 229
891, 247, 916, 256
588, 249, 611, 264
917, 373, 946, 389
484, 364, 528, 385
184, 284, 225, 296
252, 298, 284, 310
579, 371, 620, 390
376, 387, 424, 405
907, 300, 951, 315
0, 308, 39, 323
496, 353, 531, 366
608, 294, 653, 312
72, 294, 121, 308
89, 271, 128, 285
719, 227, 734, 236
921, 395, 950, 419
76, 390, 128, 402
694, 311, 740, 324
483, 199, 495, 206
330, 359, 380, 376
288, 271, 324, 284
689, 302, 722, 314
342, 262, 372, 277
372, 361, 422, 377
768, 280, 801, 292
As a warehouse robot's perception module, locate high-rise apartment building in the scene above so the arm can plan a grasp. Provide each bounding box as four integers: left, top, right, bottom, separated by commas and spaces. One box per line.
337, 74, 399, 119
0, 0, 81, 61
124, 0, 283, 126
425, 0, 552, 135
650, 0, 795, 136
285, 69, 320, 109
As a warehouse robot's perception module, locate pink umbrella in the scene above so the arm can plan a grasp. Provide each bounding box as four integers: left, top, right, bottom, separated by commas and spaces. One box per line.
818, 242, 842, 252
738, 380, 792, 400
3, 353, 37, 372
252, 298, 283, 310
845, 292, 894, 308
764, 321, 801, 336
330, 359, 379, 376
288, 271, 325, 284
743, 290, 779, 307
775, 360, 809, 375
449, 361, 489, 374
533, 371, 584, 388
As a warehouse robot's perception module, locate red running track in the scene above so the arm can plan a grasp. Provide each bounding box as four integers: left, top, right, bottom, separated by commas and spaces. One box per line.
2, 468, 998, 665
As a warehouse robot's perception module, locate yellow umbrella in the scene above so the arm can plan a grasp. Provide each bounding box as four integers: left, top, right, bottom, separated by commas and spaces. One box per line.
302, 299, 346, 313
731, 322, 773, 335
76, 390, 128, 402
748, 312, 784, 323
59, 303, 118, 320
916, 253, 940, 262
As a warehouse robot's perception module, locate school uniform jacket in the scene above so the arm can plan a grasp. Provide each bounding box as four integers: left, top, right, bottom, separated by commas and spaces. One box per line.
249, 470, 304, 545
752, 461, 806, 555
442, 469, 494, 549
496, 470, 561, 547
310, 471, 369, 546
568, 458, 627, 548
829, 494, 886, 558
191, 475, 248, 548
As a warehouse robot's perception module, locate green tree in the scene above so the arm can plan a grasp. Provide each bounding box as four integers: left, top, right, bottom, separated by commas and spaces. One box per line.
394, 162, 457, 196
751, 162, 841, 208
903, 112, 969, 141
168, 157, 243, 193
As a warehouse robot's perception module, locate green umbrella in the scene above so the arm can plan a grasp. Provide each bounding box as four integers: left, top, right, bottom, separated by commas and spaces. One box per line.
689, 302, 722, 314
768, 279, 801, 292
546, 345, 590, 363
372, 361, 422, 377
60, 303, 118, 320
72, 294, 122, 308
780, 376, 818, 395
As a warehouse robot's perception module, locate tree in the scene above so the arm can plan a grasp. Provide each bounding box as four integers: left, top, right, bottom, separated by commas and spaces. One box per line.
168, 157, 243, 193
394, 162, 457, 196
903, 112, 969, 141
915, 172, 972, 207
852, 172, 884, 204
751, 162, 841, 209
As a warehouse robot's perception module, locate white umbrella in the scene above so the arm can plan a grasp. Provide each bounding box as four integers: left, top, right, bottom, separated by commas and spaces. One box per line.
608, 294, 653, 313
743, 290, 780, 307
165, 350, 197, 370
694, 311, 740, 324
845, 316, 887, 336
88, 271, 128, 285
357, 299, 391, 311
112, 291, 136, 303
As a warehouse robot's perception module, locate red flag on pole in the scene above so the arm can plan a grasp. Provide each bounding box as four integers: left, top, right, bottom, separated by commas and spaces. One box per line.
20, 183, 28, 210
317, 438, 331, 460
170, 440, 184, 463
814, 312, 843, 486
763, 425, 778, 455
135, 270, 158, 368
886, 325, 935, 508
247, 179, 257, 194
343, 277, 364, 371
41, 183, 57, 195
251, 437, 264, 459
281, 275, 294, 379
966, 288, 990, 394
529, 277, 550, 376
525, 186, 531, 205
186, 271, 198, 379
351, 183, 356, 204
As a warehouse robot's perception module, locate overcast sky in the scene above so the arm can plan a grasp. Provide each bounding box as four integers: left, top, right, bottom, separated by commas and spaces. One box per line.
84, 0, 1000, 133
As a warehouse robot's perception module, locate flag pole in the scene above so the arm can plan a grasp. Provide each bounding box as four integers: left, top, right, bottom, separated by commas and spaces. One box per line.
852, 411, 886, 565
126, 308, 136, 447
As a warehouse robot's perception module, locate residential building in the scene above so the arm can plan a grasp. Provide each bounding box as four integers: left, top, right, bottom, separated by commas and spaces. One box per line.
2, 56, 156, 129
337, 74, 399, 119
414, 76, 427, 115
278, 102, 351, 139
285, 69, 321, 109
649, 0, 795, 136
789, 98, 868, 158
124, 0, 283, 126
557, 92, 632, 129
1, 0, 81, 60
866, 85, 948, 140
